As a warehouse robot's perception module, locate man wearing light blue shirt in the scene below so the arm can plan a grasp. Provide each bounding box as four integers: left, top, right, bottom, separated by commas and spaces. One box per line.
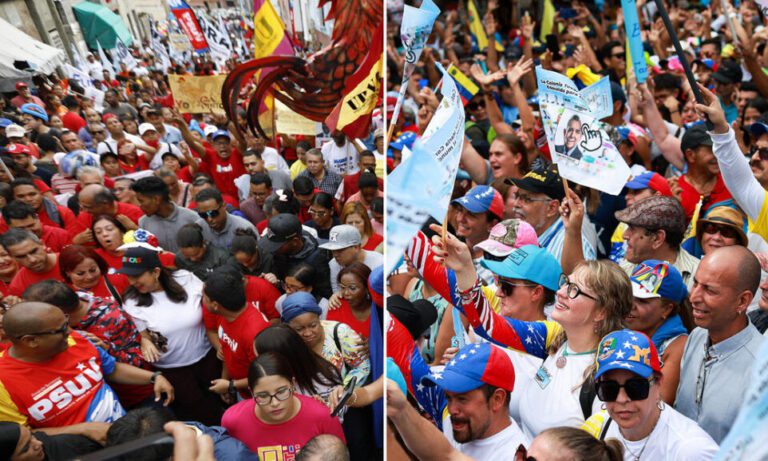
675, 246, 766, 443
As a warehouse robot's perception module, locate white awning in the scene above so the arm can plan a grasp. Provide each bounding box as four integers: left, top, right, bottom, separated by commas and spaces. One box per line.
0, 17, 66, 91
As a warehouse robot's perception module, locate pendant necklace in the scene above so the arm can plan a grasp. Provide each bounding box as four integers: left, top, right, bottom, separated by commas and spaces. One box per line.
557, 341, 597, 368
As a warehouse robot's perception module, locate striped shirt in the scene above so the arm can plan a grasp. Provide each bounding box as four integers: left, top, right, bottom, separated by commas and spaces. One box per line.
538, 217, 597, 263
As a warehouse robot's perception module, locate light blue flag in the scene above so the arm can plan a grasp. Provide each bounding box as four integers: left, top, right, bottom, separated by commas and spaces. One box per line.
390, 0, 441, 128
715, 340, 768, 461
579, 76, 613, 120
621, 0, 648, 83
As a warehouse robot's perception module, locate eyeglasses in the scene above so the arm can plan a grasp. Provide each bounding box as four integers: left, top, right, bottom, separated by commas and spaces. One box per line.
596, 377, 653, 402
611, 52, 627, 60
701, 222, 739, 239
511, 193, 553, 205
252, 386, 293, 406
16, 318, 69, 339
515, 444, 537, 461
494, 276, 537, 297
558, 274, 597, 301
91, 130, 105, 135
197, 209, 221, 220
750, 146, 768, 161
467, 100, 486, 110
282, 281, 305, 292
308, 209, 328, 217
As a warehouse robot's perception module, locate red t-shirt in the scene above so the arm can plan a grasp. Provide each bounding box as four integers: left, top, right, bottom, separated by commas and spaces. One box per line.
75, 202, 144, 235
73, 275, 129, 304
41, 225, 73, 253
221, 394, 345, 458
198, 146, 245, 199
38, 203, 79, 236
203, 306, 269, 391
118, 155, 151, 174
678, 173, 733, 224
8, 255, 63, 296
362, 233, 383, 252
62, 111, 87, 133
244, 275, 281, 321
326, 300, 370, 339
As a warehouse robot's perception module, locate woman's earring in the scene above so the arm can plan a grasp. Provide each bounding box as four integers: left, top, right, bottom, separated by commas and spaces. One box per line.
657, 400, 666, 411
601, 403, 607, 410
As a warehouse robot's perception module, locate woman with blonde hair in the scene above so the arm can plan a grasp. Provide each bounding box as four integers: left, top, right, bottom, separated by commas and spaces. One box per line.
340, 201, 383, 253
431, 224, 632, 438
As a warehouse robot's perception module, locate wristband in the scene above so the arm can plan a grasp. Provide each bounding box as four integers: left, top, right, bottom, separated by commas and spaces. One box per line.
228, 379, 236, 394
150, 371, 162, 384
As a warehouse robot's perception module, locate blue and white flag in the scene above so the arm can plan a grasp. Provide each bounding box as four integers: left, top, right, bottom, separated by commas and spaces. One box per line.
195, 9, 231, 68
390, 0, 440, 128
114, 38, 138, 70
150, 20, 172, 72
620, 0, 648, 83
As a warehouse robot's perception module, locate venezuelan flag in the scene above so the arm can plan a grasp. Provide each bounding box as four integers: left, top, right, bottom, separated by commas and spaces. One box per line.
467, 0, 504, 52
446, 64, 480, 106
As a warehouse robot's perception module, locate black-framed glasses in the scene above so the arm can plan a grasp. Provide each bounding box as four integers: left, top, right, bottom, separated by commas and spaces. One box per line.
252, 386, 293, 406
596, 377, 653, 402
515, 444, 537, 461
750, 146, 768, 161
494, 276, 537, 297
701, 222, 739, 240
198, 209, 221, 220
16, 318, 69, 339
611, 52, 627, 60
558, 274, 597, 301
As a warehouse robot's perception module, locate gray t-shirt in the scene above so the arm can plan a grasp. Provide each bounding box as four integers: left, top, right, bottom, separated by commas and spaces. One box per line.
138, 204, 204, 253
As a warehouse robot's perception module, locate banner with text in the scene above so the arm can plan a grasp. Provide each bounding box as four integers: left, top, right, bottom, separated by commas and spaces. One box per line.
169, 74, 227, 114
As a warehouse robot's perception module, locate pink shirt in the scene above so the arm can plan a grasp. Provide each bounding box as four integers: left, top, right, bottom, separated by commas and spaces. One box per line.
221, 394, 345, 458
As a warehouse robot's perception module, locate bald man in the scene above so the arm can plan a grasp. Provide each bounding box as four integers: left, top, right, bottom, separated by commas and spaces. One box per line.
676, 246, 767, 443
72, 184, 144, 245
296, 435, 350, 461
0, 302, 174, 435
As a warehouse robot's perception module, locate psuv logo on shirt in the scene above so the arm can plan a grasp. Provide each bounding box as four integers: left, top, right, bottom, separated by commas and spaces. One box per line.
216, 164, 233, 173
218, 325, 238, 353
28, 357, 103, 421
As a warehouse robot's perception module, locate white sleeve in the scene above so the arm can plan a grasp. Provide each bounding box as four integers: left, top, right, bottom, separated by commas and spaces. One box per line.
711, 128, 765, 219
330, 260, 341, 293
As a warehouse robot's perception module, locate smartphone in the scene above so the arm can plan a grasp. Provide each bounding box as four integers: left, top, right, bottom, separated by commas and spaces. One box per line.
545, 34, 561, 60
72, 433, 174, 461
331, 376, 358, 417
560, 7, 577, 19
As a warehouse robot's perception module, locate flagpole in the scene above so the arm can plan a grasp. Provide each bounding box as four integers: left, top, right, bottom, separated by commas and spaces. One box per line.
386, 83, 408, 143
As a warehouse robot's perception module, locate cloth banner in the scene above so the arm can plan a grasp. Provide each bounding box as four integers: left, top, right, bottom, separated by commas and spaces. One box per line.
195, 10, 231, 67
620, 0, 648, 83
65, 65, 94, 89
168, 74, 228, 114
168, 0, 209, 53
536, 66, 630, 195
114, 38, 138, 70
275, 99, 318, 135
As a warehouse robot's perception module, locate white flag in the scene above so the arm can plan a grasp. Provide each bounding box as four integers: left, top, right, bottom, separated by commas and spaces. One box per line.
97, 42, 115, 79
195, 9, 231, 68
114, 38, 138, 70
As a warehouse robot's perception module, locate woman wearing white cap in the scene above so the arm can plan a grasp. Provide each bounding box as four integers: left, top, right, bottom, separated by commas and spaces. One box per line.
584, 329, 718, 460
431, 226, 632, 438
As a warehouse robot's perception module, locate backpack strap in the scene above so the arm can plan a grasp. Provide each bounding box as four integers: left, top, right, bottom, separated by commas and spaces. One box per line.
579, 376, 597, 420
103, 275, 123, 307
332, 321, 343, 353
598, 417, 613, 440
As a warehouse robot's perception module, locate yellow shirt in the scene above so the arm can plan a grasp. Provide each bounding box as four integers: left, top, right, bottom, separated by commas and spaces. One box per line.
290, 160, 307, 179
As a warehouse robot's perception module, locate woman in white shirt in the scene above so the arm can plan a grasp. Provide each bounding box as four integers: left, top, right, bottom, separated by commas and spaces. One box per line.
584, 329, 719, 461
119, 246, 224, 425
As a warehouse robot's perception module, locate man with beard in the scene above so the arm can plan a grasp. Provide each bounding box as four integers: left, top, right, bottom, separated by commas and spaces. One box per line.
450, 185, 503, 286
554, 115, 583, 160
506, 168, 597, 262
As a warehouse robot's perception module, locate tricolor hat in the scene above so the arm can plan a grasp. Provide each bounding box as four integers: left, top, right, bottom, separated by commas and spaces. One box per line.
629, 259, 687, 303
422, 343, 514, 393
595, 329, 662, 380
474, 219, 539, 257
451, 185, 504, 220
624, 172, 673, 197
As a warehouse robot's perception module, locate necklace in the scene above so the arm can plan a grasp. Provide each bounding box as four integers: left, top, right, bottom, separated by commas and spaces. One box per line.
556, 341, 597, 368
621, 409, 662, 461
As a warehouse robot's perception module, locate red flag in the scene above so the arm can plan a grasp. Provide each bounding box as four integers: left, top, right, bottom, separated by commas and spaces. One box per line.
168, 0, 209, 52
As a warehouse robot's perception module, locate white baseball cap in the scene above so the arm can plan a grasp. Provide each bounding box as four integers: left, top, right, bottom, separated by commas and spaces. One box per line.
138, 123, 158, 136
203, 125, 218, 137
5, 124, 26, 138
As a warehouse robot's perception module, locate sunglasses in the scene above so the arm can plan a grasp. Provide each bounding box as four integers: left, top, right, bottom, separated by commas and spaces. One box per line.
750, 146, 768, 161
16, 319, 69, 339
611, 52, 627, 60
197, 209, 221, 220
467, 100, 486, 110
494, 276, 537, 297
595, 377, 653, 402
515, 444, 536, 461
701, 222, 739, 239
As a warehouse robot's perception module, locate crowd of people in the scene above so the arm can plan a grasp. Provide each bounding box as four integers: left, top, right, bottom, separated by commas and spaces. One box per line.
0, 32, 385, 461
386, 0, 768, 460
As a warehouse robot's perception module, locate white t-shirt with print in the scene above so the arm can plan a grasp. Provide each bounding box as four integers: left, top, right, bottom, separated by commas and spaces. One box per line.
321, 140, 360, 176
443, 416, 529, 459
602, 406, 719, 461
123, 270, 210, 368
518, 345, 601, 439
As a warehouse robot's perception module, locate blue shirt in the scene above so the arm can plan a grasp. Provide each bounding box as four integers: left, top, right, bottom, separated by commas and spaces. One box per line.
675, 321, 766, 443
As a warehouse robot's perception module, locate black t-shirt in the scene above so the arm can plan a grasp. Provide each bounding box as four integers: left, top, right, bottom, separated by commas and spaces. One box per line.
34, 431, 101, 461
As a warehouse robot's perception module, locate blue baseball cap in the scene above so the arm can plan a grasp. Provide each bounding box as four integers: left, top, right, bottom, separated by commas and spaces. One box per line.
422, 343, 514, 393
480, 245, 562, 291
20, 103, 48, 122
624, 172, 673, 196
211, 130, 231, 141
629, 259, 687, 303
749, 122, 768, 138
451, 185, 504, 219
0, 118, 12, 128
389, 132, 416, 151
595, 329, 662, 380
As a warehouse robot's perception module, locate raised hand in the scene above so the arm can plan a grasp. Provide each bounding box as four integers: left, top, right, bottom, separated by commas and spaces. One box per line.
694, 83, 729, 133
506, 57, 534, 86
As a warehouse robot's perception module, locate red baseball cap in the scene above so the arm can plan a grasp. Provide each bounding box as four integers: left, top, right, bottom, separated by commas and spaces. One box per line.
5, 143, 31, 156
625, 172, 673, 197
15, 82, 28, 90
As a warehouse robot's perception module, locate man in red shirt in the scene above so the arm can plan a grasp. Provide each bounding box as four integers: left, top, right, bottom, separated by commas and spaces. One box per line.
677, 125, 732, 223
3, 201, 71, 253
1, 229, 63, 296
73, 185, 144, 244
203, 271, 270, 399
10, 82, 45, 109
337, 151, 382, 203
10, 178, 78, 235
60, 96, 87, 133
